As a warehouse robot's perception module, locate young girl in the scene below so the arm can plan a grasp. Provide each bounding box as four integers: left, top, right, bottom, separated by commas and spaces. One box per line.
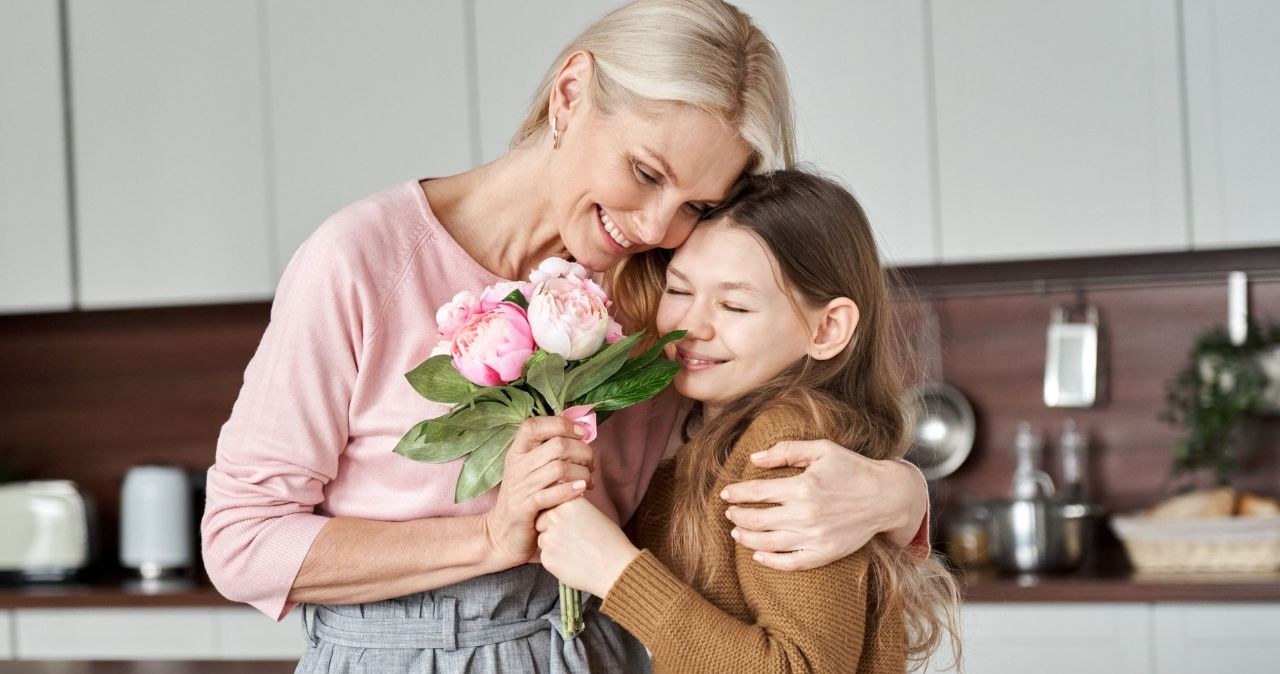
536, 169, 961, 673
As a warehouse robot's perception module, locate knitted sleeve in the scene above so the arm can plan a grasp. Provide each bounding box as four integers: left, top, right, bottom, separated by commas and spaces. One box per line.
601, 409, 875, 673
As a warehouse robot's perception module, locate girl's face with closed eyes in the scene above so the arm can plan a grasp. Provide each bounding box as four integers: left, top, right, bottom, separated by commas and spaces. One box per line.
655, 220, 825, 416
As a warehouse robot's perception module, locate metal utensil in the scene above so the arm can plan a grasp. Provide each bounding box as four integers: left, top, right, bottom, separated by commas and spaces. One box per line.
1044, 304, 1100, 408
987, 498, 1097, 574
903, 301, 976, 480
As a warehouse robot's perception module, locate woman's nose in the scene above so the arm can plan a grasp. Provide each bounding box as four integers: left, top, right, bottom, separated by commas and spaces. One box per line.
634, 199, 685, 246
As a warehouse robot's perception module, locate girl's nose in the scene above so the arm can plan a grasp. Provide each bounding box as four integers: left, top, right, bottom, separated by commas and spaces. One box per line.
680, 301, 715, 341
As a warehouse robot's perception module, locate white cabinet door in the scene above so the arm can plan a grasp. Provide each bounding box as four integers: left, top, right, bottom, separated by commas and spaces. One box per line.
1153, 604, 1280, 674
937, 603, 1153, 674
264, 0, 476, 276
214, 606, 304, 659
931, 0, 1188, 262
472, 1, 619, 165
13, 607, 217, 659
68, 0, 273, 309
1183, 1, 1280, 249
0, 609, 12, 658
1, 0, 74, 314
735, 0, 938, 266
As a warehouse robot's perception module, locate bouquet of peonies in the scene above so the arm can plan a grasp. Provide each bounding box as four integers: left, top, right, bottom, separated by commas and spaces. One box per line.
395, 257, 684, 636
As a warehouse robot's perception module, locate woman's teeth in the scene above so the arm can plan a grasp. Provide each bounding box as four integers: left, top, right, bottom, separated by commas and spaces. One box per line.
599, 207, 633, 249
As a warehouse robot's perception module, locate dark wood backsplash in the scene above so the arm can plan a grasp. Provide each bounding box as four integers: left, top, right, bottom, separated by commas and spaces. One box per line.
1, 249, 1278, 576
0, 303, 271, 578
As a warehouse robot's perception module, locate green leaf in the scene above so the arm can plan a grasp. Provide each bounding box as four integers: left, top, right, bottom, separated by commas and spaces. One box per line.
502, 288, 529, 310
405, 355, 474, 403
525, 350, 568, 414
561, 332, 644, 402
454, 385, 519, 409
454, 425, 520, 502
571, 359, 680, 412
435, 401, 525, 430
394, 425, 503, 463
614, 329, 686, 379
504, 387, 537, 419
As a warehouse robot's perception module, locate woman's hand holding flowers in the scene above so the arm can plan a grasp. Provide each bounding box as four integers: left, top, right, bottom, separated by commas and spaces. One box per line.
480, 416, 595, 567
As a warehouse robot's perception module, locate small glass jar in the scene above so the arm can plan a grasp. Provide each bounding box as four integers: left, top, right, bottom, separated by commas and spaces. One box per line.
946, 502, 991, 568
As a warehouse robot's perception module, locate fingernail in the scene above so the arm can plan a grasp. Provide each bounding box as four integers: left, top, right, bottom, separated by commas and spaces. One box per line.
724, 508, 733, 520
571, 480, 586, 490
573, 425, 586, 437
730, 528, 740, 540
751, 451, 766, 460
719, 489, 729, 500
753, 552, 764, 562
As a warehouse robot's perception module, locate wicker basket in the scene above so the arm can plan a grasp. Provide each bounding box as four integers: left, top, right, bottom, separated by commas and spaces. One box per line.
1110, 514, 1280, 573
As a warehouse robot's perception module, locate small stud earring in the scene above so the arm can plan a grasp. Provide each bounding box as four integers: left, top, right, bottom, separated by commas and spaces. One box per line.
551, 115, 562, 150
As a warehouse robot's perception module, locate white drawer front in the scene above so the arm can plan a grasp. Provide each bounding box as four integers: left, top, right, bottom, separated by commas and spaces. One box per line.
14, 607, 217, 660
214, 606, 305, 660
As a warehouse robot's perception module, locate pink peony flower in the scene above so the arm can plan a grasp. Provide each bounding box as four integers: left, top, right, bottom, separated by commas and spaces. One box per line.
450, 302, 535, 386
605, 318, 624, 345
561, 404, 598, 443
436, 290, 483, 341
479, 281, 535, 312
529, 257, 591, 285
527, 275, 611, 360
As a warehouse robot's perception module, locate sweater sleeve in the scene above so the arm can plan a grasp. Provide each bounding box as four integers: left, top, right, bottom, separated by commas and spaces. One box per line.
601, 416, 872, 674
200, 219, 374, 621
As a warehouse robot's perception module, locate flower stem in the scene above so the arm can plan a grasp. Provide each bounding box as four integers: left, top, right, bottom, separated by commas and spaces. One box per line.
559, 581, 583, 637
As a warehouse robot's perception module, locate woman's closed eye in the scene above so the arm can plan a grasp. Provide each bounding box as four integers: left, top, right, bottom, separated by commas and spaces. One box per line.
633, 161, 660, 186
720, 303, 750, 314
663, 286, 691, 296
633, 160, 707, 218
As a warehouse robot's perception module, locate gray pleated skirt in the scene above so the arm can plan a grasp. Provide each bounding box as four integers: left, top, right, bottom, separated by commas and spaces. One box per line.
294, 564, 650, 673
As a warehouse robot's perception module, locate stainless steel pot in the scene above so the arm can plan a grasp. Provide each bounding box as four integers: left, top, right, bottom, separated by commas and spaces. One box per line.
987, 499, 1097, 574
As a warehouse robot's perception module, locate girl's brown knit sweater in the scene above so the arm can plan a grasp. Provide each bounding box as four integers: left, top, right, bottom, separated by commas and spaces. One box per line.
600, 406, 907, 673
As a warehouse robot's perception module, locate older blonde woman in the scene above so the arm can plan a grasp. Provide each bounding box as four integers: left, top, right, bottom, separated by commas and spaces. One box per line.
201, 1, 928, 672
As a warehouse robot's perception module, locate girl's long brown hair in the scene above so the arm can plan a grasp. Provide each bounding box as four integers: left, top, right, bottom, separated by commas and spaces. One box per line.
609, 169, 961, 670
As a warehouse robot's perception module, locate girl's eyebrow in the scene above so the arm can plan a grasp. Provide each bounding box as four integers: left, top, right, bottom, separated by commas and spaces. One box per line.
668, 266, 760, 295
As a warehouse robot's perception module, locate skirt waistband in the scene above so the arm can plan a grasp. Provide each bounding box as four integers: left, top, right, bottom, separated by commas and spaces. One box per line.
302, 595, 597, 651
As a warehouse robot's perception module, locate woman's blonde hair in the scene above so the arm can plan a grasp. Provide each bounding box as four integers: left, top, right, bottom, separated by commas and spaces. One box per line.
511, 0, 796, 174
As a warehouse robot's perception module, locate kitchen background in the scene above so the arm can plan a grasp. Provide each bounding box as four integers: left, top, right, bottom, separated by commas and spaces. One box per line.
1, 0, 1278, 672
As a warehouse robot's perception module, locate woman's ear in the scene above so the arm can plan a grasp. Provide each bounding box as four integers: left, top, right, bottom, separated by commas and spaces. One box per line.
808, 298, 859, 361
549, 51, 594, 124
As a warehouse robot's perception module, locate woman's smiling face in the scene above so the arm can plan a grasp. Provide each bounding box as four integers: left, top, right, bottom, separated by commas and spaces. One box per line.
655, 220, 821, 415
549, 97, 752, 273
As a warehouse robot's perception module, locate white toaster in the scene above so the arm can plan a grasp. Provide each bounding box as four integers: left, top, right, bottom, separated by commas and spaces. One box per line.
0, 480, 93, 582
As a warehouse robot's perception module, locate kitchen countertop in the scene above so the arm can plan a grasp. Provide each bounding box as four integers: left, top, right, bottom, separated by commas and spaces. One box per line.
3, 570, 1280, 609
0, 662, 292, 674
0, 578, 234, 608
960, 567, 1280, 602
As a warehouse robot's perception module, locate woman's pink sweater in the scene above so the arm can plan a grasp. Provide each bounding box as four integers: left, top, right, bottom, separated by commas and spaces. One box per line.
200, 181, 680, 620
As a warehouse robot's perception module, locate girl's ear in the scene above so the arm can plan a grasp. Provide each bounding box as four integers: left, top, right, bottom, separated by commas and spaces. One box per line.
808, 298, 859, 361
549, 51, 594, 123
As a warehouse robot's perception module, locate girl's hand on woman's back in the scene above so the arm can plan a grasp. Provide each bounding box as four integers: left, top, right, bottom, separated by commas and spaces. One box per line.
480, 417, 596, 568
720, 440, 928, 571
535, 497, 639, 598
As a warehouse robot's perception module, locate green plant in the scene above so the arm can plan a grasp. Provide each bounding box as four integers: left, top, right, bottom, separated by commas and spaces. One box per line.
1160, 322, 1280, 484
